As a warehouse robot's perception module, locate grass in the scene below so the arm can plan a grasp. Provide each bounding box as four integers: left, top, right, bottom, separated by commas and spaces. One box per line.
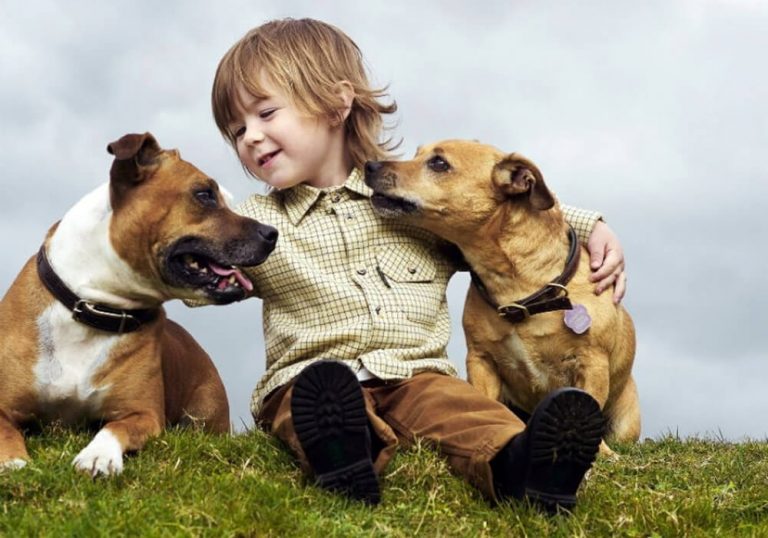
2, 427, 768, 537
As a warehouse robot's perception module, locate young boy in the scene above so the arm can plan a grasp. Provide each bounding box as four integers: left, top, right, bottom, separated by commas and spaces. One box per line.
210, 18, 625, 511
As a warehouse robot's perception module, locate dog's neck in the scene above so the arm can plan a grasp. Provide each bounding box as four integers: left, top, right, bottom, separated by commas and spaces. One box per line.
459, 202, 571, 304
45, 183, 167, 310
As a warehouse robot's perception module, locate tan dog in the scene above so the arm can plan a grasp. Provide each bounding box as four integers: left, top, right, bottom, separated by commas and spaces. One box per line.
364, 140, 639, 451
0, 133, 277, 475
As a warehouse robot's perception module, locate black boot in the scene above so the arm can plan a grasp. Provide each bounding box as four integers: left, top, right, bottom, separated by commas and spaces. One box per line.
491, 388, 606, 512
290, 360, 380, 504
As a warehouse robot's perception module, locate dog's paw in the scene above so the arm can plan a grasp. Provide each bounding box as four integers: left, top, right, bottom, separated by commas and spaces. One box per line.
598, 440, 620, 460
72, 429, 124, 477
0, 458, 28, 472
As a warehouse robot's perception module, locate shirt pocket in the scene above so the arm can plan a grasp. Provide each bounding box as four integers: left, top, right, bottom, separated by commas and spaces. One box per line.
376, 243, 440, 325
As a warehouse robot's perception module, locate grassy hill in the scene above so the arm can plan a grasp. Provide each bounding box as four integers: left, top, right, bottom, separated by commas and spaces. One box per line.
2, 427, 768, 536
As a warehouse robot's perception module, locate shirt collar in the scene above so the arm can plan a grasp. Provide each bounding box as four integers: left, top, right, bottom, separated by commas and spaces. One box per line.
277, 168, 373, 225
345, 168, 374, 198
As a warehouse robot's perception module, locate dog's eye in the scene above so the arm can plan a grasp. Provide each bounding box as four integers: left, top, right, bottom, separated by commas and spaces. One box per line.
427, 156, 451, 173
195, 189, 218, 208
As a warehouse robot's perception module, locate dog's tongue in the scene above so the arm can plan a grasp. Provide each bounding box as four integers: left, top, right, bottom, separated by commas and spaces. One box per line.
209, 262, 254, 291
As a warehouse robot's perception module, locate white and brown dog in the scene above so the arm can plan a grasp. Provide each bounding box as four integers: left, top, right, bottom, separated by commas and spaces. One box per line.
0, 133, 277, 476
365, 140, 639, 453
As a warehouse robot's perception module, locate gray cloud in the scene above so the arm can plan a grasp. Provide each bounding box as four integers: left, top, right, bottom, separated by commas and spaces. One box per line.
1, 0, 766, 438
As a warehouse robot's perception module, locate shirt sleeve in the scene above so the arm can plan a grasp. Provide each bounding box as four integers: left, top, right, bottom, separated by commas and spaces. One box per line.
562, 205, 603, 243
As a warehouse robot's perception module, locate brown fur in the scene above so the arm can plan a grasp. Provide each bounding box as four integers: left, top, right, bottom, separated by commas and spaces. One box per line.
365, 140, 639, 452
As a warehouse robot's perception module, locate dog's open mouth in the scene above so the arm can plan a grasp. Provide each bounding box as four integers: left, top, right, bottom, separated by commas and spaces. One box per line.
370, 193, 419, 217
176, 253, 252, 291
165, 247, 255, 303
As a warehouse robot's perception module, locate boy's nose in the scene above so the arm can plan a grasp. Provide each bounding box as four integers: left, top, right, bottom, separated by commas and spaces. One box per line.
244, 127, 265, 145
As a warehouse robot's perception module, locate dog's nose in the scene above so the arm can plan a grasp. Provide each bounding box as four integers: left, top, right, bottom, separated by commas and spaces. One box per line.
364, 161, 383, 177
258, 225, 278, 245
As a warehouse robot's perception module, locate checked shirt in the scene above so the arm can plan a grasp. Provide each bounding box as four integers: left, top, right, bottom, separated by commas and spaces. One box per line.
233, 169, 602, 416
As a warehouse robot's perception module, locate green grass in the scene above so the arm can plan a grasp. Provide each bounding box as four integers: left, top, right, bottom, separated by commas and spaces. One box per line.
2, 427, 768, 537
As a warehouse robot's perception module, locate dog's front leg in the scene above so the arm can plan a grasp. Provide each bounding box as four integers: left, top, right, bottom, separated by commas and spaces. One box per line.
573, 353, 616, 457
72, 410, 162, 477
466, 351, 503, 402
0, 414, 30, 471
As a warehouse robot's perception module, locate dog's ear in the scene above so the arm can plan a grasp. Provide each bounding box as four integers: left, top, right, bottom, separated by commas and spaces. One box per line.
107, 132, 161, 163
107, 133, 163, 208
492, 154, 555, 210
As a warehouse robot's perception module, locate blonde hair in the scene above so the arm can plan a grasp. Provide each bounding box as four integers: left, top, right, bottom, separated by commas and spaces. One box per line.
212, 18, 398, 170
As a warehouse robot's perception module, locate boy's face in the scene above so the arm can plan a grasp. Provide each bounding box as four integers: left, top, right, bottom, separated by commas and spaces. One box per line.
230, 81, 346, 190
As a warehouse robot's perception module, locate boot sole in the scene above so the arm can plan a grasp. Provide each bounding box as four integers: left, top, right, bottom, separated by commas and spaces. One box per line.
291, 360, 380, 504
523, 388, 606, 512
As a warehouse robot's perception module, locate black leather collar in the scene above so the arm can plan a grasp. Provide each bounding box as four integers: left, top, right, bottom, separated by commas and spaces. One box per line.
469, 226, 580, 323
36, 246, 159, 333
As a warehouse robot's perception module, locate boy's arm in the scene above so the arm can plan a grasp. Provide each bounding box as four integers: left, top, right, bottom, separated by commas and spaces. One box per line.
561, 205, 603, 244
562, 205, 626, 304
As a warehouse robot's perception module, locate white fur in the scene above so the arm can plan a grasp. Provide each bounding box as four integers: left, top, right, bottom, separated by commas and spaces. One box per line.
34, 302, 117, 422
34, 183, 162, 419
0, 459, 28, 471
47, 183, 167, 309
72, 428, 124, 476
501, 332, 551, 391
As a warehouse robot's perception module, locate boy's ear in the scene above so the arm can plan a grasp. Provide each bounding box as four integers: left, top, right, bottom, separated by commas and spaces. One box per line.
332, 80, 355, 125
492, 153, 555, 210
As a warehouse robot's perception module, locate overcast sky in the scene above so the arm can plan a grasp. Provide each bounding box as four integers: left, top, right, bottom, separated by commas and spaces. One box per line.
1, 0, 766, 440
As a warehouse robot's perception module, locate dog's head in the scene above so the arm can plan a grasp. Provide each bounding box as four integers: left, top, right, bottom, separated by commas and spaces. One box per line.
363, 140, 555, 243
106, 132, 277, 304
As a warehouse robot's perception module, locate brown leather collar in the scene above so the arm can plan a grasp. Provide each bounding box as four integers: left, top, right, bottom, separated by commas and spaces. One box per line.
36, 246, 159, 333
469, 226, 580, 323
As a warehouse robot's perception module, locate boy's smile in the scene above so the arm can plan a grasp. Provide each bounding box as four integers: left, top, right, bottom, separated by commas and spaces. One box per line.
231, 81, 351, 190
258, 149, 281, 168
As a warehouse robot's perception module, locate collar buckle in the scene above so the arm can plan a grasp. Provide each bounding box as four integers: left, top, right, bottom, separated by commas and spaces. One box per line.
497, 302, 531, 319
73, 299, 136, 334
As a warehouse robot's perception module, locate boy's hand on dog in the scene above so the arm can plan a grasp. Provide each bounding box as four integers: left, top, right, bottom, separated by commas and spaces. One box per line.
587, 221, 626, 304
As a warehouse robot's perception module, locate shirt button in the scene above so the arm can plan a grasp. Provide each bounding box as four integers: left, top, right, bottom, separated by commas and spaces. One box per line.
357, 268, 367, 275
375, 306, 381, 314
346, 213, 354, 220
408, 267, 417, 274
331, 194, 341, 203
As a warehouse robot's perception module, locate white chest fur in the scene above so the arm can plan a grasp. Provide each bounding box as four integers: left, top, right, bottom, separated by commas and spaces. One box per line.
34, 302, 117, 421
500, 331, 551, 390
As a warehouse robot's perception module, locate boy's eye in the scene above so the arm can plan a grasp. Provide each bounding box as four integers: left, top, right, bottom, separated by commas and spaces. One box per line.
427, 155, 451, 173
232, 126, 246, 139
194, 188, 218, 208
259, 108, 277, 119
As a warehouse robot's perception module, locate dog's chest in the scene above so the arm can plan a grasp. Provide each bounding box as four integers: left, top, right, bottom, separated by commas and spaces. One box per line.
34, 303, 117, 421
499, 331, 550, 385
497, 329, 577, 392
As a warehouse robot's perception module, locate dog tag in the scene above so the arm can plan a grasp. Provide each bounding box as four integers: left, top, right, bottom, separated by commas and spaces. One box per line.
564, 303, 592, 334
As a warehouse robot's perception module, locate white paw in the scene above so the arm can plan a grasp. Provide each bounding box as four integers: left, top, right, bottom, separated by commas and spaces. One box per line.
0, 458, 28, 472
72, 429, 124, 477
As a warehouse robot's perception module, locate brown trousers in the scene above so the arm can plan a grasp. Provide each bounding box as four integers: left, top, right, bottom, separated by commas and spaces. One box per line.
257, 372, 527, 500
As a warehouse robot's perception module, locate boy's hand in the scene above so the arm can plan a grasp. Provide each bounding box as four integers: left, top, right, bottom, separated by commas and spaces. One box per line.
586, 221, 626, 304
